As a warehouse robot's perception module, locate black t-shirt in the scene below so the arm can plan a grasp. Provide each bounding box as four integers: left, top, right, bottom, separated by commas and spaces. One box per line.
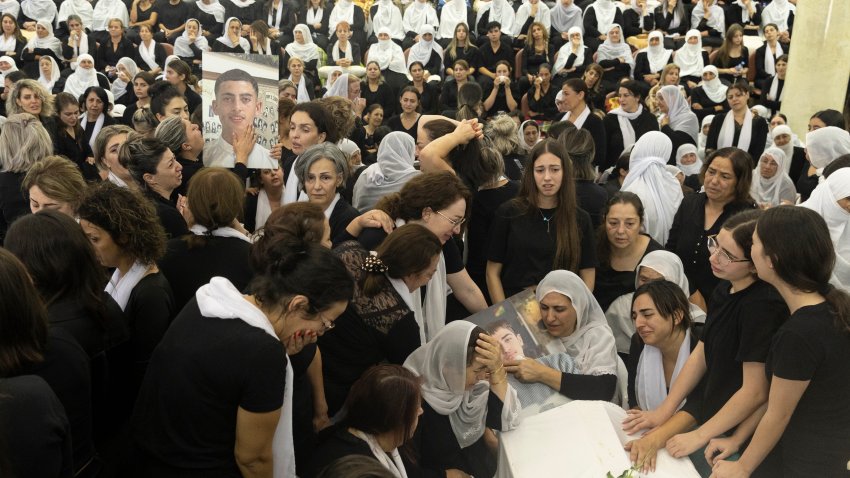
686, 280, 787, 424
487, 200, 597, 297
479, 41, 514, 73
358, 227, 464, 275
155, 0, 193, 29
386, 114, 421, 143
131, 297, 287, 472
765, 302, 850, 477
467, 181, 520, 282
594, 236, 663, 311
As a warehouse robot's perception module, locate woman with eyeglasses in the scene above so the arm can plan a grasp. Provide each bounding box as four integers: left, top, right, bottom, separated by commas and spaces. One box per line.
665, 147, 756, 311
623, 210, 788, 476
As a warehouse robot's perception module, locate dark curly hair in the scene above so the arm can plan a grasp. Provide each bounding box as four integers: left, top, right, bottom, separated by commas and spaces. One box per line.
77, 182, 167, 265
250, 202, 327, 271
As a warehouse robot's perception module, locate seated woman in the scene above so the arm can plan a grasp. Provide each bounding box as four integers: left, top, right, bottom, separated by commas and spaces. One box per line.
20, 21, 62, 79
405, 25, 442, 82
527, 63, 559, 121
506, 269, 620, 404
284, 23, 321, 80
401, 0, 438, 50
247, 20, 280, 56
690, 0, 724, 49
760, 54, 787, 117
89, 0, 129, 45
655, 85, 699, 164
634, 31, 672, 90
118, 134, 189, 238
158, 167, 253, 312
193, 0, 225, 40
595, 24, 633, 95
441, 59, 473, 111
299, 0, 329, 50
487, 139, 597, 301
406, 61, 439, 115
626, 279, 700, 413
442, 22, 480, 78
517, 22, 553, 98
133, 24, 167, 75
110, 57, 139, 105
705, 83, 768, 162
173, 19, 209, 74
482, 60, 518, 118
319, 224, 442, 414
582, 0, 623, 52
675, 144, 702, 191
0, 14, 26, 63
319, 21, 365, 81
368, 27, 409, 92
309, 364, 425, 477
553, 27, 589, 84
689, 65, 729, 122
750, 147, 795, 209
604, 80, 659, 167
710, 24, 748, 85
674, 30, 709, 90
514, 0, 551, 49
286, 56, 315, 103
80, 86, 117, 152
623, 210, 787, 476
95, 18, 134, 76
129, 234, 353, 476
211, 16, 249, 53
385, 87, 423, 142
404, 320, 521, 478
622, 0, 654, 42
327, 0, 367, 49
294, 143, 360, 247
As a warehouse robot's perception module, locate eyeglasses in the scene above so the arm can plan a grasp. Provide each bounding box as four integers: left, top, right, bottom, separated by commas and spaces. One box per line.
707, 235, 750, 266
434, 210, 466, 227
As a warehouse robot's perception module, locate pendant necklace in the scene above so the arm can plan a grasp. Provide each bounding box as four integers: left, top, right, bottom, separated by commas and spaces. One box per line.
540, 209, 554, 233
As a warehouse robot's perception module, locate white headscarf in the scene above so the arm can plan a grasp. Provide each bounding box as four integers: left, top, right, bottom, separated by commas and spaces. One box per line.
635, 250, 706, 323
91, 0, 129, 32
585, 0, 617, 35
370, 27, 407, 74
770, 125, 795, 174
217, 17, 250, 50
0, 55, 17, 83
26, 21, 62, 58
698, 114, 714, 160
621, 131, 684, 245
718, 108, 754, 151
323, 72, 350, 98
478, 0, 515, 35
551, 0, 582, 32
700, 65, 727, 103
195, 277, 296, 478
372, 0, 404, 39
515, 0, 551, 35
805, 126, 850, 171
195, 0, 226, 23
762, 40, 784, 77
536, 270, 619, 378
554, 27, 585, 72
596, 24, 633, 74
750, 147, 795, 207
658, 85, 699, 142
404, 320, 521, 448
173, 19, 209, 57
110, 57, 137, 100
674, 30, 704, 78
609, 101, 644, 150
58, 0, 93, 29
285, 23, 321, 62
437, 0, 467, 40
38, 55, 61, 91
64, 53, 99, 99
800, 168, 850, 288
407, 24, 443, 68
761, 0, 794, 32
518, 120, 541, 152
20, 0, 57, 25
643, 31, 672, 73
353, 132, 420, 211
676, 143, 702, 176
328, 0, 354, 34
0, 0, 20, 18
691, 0, 725, 35
403, 0, 438, 35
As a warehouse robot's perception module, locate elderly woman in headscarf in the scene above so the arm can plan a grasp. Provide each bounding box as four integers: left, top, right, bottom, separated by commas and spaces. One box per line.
605, 250, 707, 354
549, 0, 582, 49
211, 17, 249, 53
674, 30, 708, 89
689, 65, 728, 122
404, 320, 521, 478
622, 131, 684, 245
37, 56, 61, 93
553, 26, 588, 82
406, 24, 443, 82
800, 168, 850, 289
770, 124, 807, 183
402, 0, 438, 50
109, 57, 138, 104
675, 143, 702, 190
0, 55, 18, 83
173, 19, 209, 74
505, 270, 620, 404
583, 0, 623, 51
655, 85, 699, 164
368, 26, 408, 91
517, 119, 541, 153
697, 114, 714, 160
751, 147, 796, 209
369, 0, 404, 44
63, 53, 101, 99
634, 30, 673, 89
596, 24, 633, 94
284, 23, 321, 79
353, 131, 419, 212
21, 21, 62, 79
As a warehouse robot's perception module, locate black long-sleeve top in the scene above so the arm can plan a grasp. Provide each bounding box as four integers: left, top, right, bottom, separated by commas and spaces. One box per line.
665, 192, 756, 301
443, 44, 482, 74
753, 42, 789, 84
527, 83, 560, 120
520, 44, 554, 76
759, 75, 783, 114
653, 5, 688, 37
603, 108, 659, 168
361, 81, 397, 116
554, 50, 591, 80
705, 111, 768, 163
133, 42, 168, 72
622, 9, 655, 37
298, 5, 330, 36
689, 86, 729, 122
711, 47, 748, 84
582, 6, 624, 42
262, 0, 298, 33
581, 110, 608, 169
96, 36, 135, 71
324, 41, 362, 69
407, 80, 440, 115
633, 50, 673, 81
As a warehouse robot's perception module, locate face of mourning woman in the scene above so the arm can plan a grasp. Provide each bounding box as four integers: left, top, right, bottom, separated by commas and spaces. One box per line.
229, 20, 242, 38
750, 228, 774, 283
703, 155, 738, 204
708, 228, 753, 282
108, 20, 123, 39
282, 86, 297, 101
562, 84, 584, 111
29, 186, 74, 216
422, 198, 466, 244
764, 25, 777, 42
539, 292, 578, 338
686, 35, 699, 46
289, 111, 327, 155
36, 23, 48, 38
2, 15, 15, 35
400, 91, 419, 114
402, 253, 440, 292
139, 25, 152, 41
80, 220, 124, 268
772, 132, 791, 147
533, 152, 562, 200
147, 149, 183, 193
726, 88, 748, 112
654, 93, 668, 114
702, 70, 716, 82
632, 293, 682, 347
133, 77, 150, 99
465, 351, 489, 389
636, 266, 665, 287
274, 298, 349, 340
59, 102, 80, 128
304, 158, 342, 210
680, 151, 698, 166
608, 26, 621, 43
366, 62, 381, 80
16, 87, 42, 116
759, 153, 779, 179
366, 107, 383, 127
523, 124, 539, 146
775, 59, 787, 77
605, 202, 642, 250
289, 59, 304, 78
453, 63, 468, 83
85, 91, 104, 117
455, 25, 467, 42
39, 57, 53, 76
409, 63, 424, 82
617, 87, 639, 113
103, 133, 131, 181
260, 166, 283, 191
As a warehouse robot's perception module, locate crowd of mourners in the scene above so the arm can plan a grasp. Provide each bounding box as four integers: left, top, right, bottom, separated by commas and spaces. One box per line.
1, 0, 849, 476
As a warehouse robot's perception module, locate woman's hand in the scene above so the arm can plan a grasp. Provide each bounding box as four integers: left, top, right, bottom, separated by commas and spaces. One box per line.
177, 194, 195, 227
666, 429, 708, 458
704, 436, 741, 466
284, 329, 317, 355
452, 119, 483, 144
692, 103, 703, 110
270, 142, 283, 161
356, 209, 394, 234
624, 432, 662, 473
475, 333, 504, 374
232, 124, 257, 165
504, 358, 549, 383
710, 460, 751, 478
446, 469, 472, 478
622, 408, 672, 434
313, 413, 332, 432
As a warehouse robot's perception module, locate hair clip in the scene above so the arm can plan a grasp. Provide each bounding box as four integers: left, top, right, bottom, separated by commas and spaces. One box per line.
361, 251, 388, 273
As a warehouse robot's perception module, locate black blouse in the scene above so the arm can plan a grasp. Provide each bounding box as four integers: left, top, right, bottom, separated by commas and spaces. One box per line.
594, 235, 663, 311
602, 108, 659, 168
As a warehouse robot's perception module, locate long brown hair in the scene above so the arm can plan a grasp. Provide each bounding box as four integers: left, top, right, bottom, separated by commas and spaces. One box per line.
361, 224, 442, 297
514, 139, 581, 271
715, 24, 744, 69
0, 248, 48, 376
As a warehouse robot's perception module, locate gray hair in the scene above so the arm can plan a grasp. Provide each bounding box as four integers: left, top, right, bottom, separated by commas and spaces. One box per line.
484, 114, 521, 157
6, 79, 55, 118
0, 113, 53, 173
154, 115, 187, 154
295, 143, 350, 193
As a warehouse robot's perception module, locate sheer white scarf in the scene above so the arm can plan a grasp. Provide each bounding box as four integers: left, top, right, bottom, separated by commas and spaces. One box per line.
58, 0, 93, 28
38, 56, 61, 91
285, 24, 320, 62
105, 261, 149, 310
328, 0, 354, 34
353, 132, 419, 212
554, 27, 585, 72
610, 104, 644, 150
750, 147, 794, 207
349, 429, 408, 478
675, 143, 702, 176
766, 75, 784, 103
636, 329, 691, 411
674, 30, 704, 78
657, 85, 699, 142
596, 24, 634, 74
551, 0, 582, 32
690, 0, 725, 35
804, 126, 850, 171
718, 109, 753, 151
173, 20, 209, 57
26, 21, 62, 58
372, 0, 404, 39
196, 0, 225, 23
800, 169, 850, 288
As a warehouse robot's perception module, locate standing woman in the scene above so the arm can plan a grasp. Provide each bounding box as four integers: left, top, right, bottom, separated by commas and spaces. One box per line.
52, 92, 98, 180
665, 147, 756, 309
20, 21, 62, 79
706, 83, 769, 162
583, 0, 623, 51
655, 85, 699, 164
553, 27, 589, 83
711, 24, 748, 85
674, 30, 708, 90
634, 31, 673, 90
353, 131, 418, 212
154, 115, 205, 195
750, 147, 795, 209
487, 139, 597, 302
604, 80, 659, 169
211, 17, 249, 52
709, 208, 850, 477
5, 78, 56, 126
404, 320, 521, 478
560, 78, 607, 168
595, 24, 633, 94
386, 87, 422, 142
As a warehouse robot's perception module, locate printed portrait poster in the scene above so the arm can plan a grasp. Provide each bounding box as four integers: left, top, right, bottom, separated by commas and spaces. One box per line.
202, 52, 279, 169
